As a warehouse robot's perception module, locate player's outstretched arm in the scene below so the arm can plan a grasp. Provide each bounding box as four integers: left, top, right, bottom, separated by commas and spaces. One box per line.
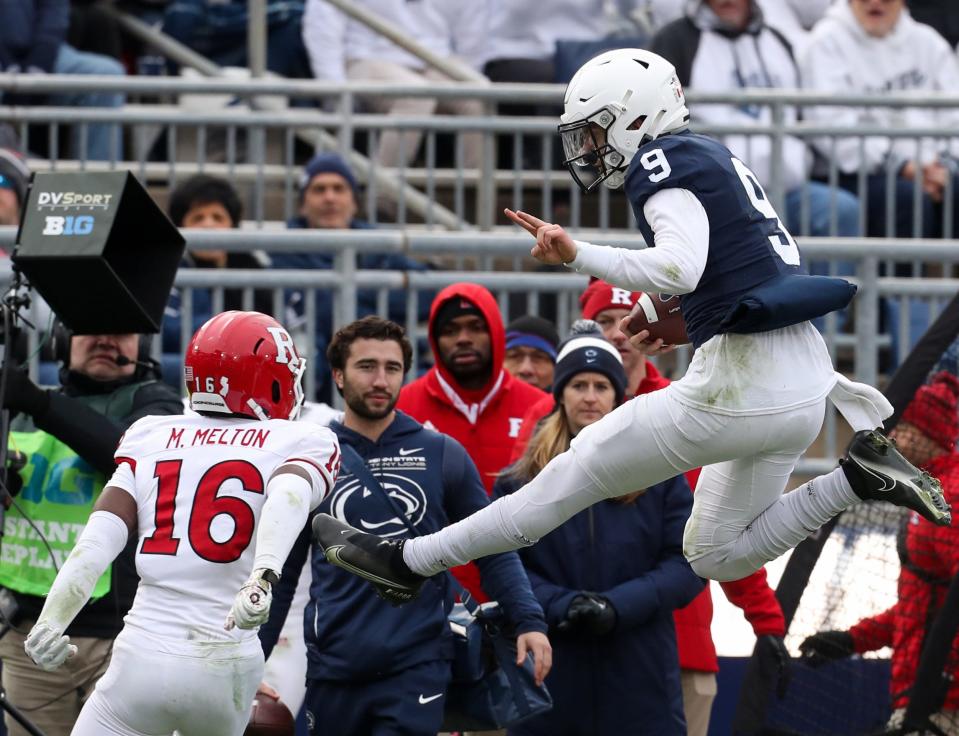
505, 208, 578, 265
226, 465, 319, 631
25, 486, 136, 671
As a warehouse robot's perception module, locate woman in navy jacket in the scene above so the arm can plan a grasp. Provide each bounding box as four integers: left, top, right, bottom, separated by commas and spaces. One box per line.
494, 321, 705, 736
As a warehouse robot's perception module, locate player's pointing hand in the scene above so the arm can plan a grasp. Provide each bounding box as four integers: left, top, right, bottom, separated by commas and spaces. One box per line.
505, 208, 578, 266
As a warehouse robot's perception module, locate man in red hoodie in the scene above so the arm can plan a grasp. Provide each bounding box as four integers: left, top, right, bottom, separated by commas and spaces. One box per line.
396, 283, 547, 599
513, 279, 787, 735
800, 371, 959, 734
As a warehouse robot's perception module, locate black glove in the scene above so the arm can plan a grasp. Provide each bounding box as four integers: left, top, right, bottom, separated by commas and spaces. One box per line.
799, 630, 855, 668
556, 593, 617, 637
756, 634, 792, 699
0, 368, 49, 418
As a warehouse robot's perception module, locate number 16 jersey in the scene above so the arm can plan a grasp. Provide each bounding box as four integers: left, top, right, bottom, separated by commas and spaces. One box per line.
107, 414, 340, 644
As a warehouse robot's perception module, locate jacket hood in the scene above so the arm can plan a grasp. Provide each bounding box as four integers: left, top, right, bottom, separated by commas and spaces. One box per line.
331, 410, 423, 452
820, 0, 915, 47
687, 0, 764, 36
427, 282, 505, 397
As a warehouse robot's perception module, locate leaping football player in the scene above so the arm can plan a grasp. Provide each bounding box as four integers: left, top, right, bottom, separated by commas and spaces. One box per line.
312, 49, 950, 602
24, 311, 340, 736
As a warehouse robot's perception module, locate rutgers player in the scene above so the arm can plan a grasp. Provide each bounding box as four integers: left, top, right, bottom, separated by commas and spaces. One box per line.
23, 311, 339, 736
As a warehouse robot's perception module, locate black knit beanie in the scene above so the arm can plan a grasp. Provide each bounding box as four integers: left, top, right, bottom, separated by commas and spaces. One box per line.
552, 320, 626, 404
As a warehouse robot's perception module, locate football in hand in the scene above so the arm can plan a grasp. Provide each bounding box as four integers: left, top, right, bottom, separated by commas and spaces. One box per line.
622, 293, 689, 346
245, 692, 295, 736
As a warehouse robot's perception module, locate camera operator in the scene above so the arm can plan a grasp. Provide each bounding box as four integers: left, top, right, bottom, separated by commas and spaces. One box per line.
0, 331, 182, 736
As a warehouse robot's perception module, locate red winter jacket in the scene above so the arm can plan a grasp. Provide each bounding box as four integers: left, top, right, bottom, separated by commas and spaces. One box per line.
397, 283, 547, 599
507, 359, 786, 670
848, 452, 959, 710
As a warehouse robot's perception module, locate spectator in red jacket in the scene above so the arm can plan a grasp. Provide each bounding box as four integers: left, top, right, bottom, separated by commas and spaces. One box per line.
396, 282, 547, 599
800, 371, 959, 733
512, 279, 788, 734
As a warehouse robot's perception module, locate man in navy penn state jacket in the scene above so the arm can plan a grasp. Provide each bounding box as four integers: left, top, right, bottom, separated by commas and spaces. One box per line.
260, 316, 551, 736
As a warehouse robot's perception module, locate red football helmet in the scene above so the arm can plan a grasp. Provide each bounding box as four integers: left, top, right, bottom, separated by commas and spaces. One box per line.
185, 311, 306, 420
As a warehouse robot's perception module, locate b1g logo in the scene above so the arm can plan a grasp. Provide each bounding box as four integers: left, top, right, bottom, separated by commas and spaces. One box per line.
43, 215, 94, 236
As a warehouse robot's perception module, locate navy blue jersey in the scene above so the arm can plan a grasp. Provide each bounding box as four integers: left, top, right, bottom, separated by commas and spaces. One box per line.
625, 131, 804, 347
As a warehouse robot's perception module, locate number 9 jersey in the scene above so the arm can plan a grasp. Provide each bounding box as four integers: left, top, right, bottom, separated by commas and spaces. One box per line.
625, 130, 808, 348
108, 413, 340, 643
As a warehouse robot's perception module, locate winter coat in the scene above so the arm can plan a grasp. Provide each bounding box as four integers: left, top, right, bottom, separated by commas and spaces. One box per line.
494, 468, 704, 735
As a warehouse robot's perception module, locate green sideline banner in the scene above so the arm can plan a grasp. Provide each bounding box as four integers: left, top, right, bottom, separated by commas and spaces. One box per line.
0, 430, 111, 599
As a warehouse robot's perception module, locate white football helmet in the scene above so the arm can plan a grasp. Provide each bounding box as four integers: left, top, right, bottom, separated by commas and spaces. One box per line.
558, 48, 689, 192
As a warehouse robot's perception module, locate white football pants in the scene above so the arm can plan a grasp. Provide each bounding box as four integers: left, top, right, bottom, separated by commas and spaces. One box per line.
71, 628, 263, 736
406, 384, 860, 581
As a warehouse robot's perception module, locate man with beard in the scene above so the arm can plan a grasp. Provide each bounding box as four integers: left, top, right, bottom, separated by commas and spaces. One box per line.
397, 283, 548, 494
258, 316, 550, 736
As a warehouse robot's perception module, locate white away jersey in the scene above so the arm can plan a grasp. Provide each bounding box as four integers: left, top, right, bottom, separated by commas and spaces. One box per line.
108, 414, 339, 643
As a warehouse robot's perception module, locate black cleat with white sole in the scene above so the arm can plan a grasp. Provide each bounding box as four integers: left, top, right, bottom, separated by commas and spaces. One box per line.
311, 513, 426, 606
841, 429, 952, 526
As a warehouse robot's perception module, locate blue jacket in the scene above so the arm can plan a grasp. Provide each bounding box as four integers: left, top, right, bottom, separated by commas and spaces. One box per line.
493, 469, 704, 736
0, 0, 68, 72
271, 217, 434, 402
260, 411, 547, 682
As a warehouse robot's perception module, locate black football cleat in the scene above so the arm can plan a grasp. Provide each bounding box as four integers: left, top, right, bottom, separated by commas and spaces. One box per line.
841, 429, 952, 526
311, 513, 426, 606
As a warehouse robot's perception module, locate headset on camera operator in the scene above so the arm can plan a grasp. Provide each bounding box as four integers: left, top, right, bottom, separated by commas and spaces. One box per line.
0, 328, 182, 736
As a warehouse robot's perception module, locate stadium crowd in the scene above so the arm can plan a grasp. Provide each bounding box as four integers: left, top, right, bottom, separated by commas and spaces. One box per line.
1, 1, 959, 735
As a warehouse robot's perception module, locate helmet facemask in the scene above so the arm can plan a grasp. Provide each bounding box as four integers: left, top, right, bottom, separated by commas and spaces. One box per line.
287, 355, 306, 420
559, 109, 628, 192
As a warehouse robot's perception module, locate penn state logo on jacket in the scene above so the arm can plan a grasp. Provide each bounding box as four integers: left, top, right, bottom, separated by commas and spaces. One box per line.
327, 452, 428, 538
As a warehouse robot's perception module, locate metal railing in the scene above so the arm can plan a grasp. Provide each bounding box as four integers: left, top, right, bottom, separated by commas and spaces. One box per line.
2, 76, 959, 237
0, 222, 955, 471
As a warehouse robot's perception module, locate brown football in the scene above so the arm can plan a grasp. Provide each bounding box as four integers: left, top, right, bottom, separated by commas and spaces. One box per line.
244, 693, 295, 736
623, 293, 689, 346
